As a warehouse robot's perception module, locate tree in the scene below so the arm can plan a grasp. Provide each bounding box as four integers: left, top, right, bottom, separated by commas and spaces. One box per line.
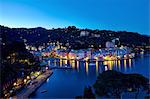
93, 70, 149, 98
83, 86, 95, 99
75, 86, 95, 99
123, 74, 149, 99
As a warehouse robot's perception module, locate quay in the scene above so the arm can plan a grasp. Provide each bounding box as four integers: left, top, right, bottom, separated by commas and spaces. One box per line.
49, 66, 72, 69
13, 70, 53, 99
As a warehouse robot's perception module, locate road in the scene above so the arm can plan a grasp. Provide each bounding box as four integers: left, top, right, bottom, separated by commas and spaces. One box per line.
13, 70, 53, 99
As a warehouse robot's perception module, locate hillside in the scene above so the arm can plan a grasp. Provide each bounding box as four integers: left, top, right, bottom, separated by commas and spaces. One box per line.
1, 25, 149, 49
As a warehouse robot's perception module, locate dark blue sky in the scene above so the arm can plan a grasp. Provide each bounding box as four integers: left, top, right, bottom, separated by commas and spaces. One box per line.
0, 0, 149, 35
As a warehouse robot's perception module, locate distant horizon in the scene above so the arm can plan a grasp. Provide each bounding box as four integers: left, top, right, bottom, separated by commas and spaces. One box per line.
1, 24, 149, 36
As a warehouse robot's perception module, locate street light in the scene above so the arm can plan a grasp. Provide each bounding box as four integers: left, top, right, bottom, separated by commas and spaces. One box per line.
13, 82, 17, 86
27, 76, 30, 79
37, 72, 40, 75
24, 79, 27, 83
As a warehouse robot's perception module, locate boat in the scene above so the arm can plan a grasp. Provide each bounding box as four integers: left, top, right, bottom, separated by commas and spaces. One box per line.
41, 90, 47, 93
88, 63, 96, 66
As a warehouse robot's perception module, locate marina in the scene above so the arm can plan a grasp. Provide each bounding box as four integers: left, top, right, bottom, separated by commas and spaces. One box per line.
30, 54, 150, 98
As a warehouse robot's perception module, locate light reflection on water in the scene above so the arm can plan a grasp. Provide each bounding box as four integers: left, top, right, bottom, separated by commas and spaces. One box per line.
129, 59, 132, 69
77, 61, 79, 72
96, 61, 98, 76
31, 54, 150, 98
85, 61, 89, 75
48, 58, 136, 76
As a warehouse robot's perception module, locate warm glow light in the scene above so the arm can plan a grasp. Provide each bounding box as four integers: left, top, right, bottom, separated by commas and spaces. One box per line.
95, 57, 98, 60
25, 59, 28, 62
71, 60, 75, 69
109, 61, 113, 70
85, 57, 89, 61
118, 60, 121, 70
140, 51, 144, 54
103, 61, 107, 65
31, 47, 35, 50
124, 55, 127, 59
24, 79, 27, 83
60, 59, 62, 67
13, 82, 17, 86
64, 60, 67, 65
85, 62, 89, 75
96, 61, 99, 76
7, 56, 10, 59
64, 56, 67, 59
117, 56, 121, 59
37, 72, 40, 75
77, 61, 79, 72
106, 61, 111, 70
27, 76, 30, 79
104, 56, 111, 61
12, 53, 16, 56
129, 59, 132, 68
124, 59, 127, 71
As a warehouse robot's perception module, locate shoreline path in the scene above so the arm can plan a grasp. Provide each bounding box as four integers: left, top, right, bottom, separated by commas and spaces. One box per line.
13, 70, 53, 99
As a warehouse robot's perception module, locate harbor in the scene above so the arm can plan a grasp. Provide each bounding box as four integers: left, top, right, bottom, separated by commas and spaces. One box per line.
1, 0, 149, 98
30, 54, 150, 98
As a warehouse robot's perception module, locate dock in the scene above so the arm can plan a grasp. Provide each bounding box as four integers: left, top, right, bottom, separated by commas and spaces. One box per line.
49, 66, 72, 69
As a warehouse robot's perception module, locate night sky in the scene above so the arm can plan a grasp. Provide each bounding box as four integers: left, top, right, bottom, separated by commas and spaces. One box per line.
0, 0, 149, 35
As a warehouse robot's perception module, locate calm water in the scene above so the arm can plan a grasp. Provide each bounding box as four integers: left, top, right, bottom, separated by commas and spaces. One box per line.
30, 54, 150, 98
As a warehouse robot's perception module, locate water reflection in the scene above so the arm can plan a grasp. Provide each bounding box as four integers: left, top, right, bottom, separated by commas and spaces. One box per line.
60, 59, 62, 67
54, 60, 57, 66
77, 61, 79, 72
96, 61, 98, 76
63, 60, 67, 65
118, 60, 121, 70
47, 58, 135, 76
31, 55, 149, 98
71, 60, 75, 69
129, 59, 132, 69
48, 60, 50, 66
85, 61, 89, 75
124, 59, 127, 71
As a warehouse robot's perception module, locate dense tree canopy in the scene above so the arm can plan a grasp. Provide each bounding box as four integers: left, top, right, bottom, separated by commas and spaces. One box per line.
93, 70, 149, 98
1, 30, 41, 97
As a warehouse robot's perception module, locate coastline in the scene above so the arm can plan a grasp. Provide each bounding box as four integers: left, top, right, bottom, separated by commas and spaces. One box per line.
13, 70, 53, 99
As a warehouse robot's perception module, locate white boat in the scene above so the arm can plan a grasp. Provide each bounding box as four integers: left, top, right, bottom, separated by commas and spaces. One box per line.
41, 90, 47, 93
88, 63, 96, 66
